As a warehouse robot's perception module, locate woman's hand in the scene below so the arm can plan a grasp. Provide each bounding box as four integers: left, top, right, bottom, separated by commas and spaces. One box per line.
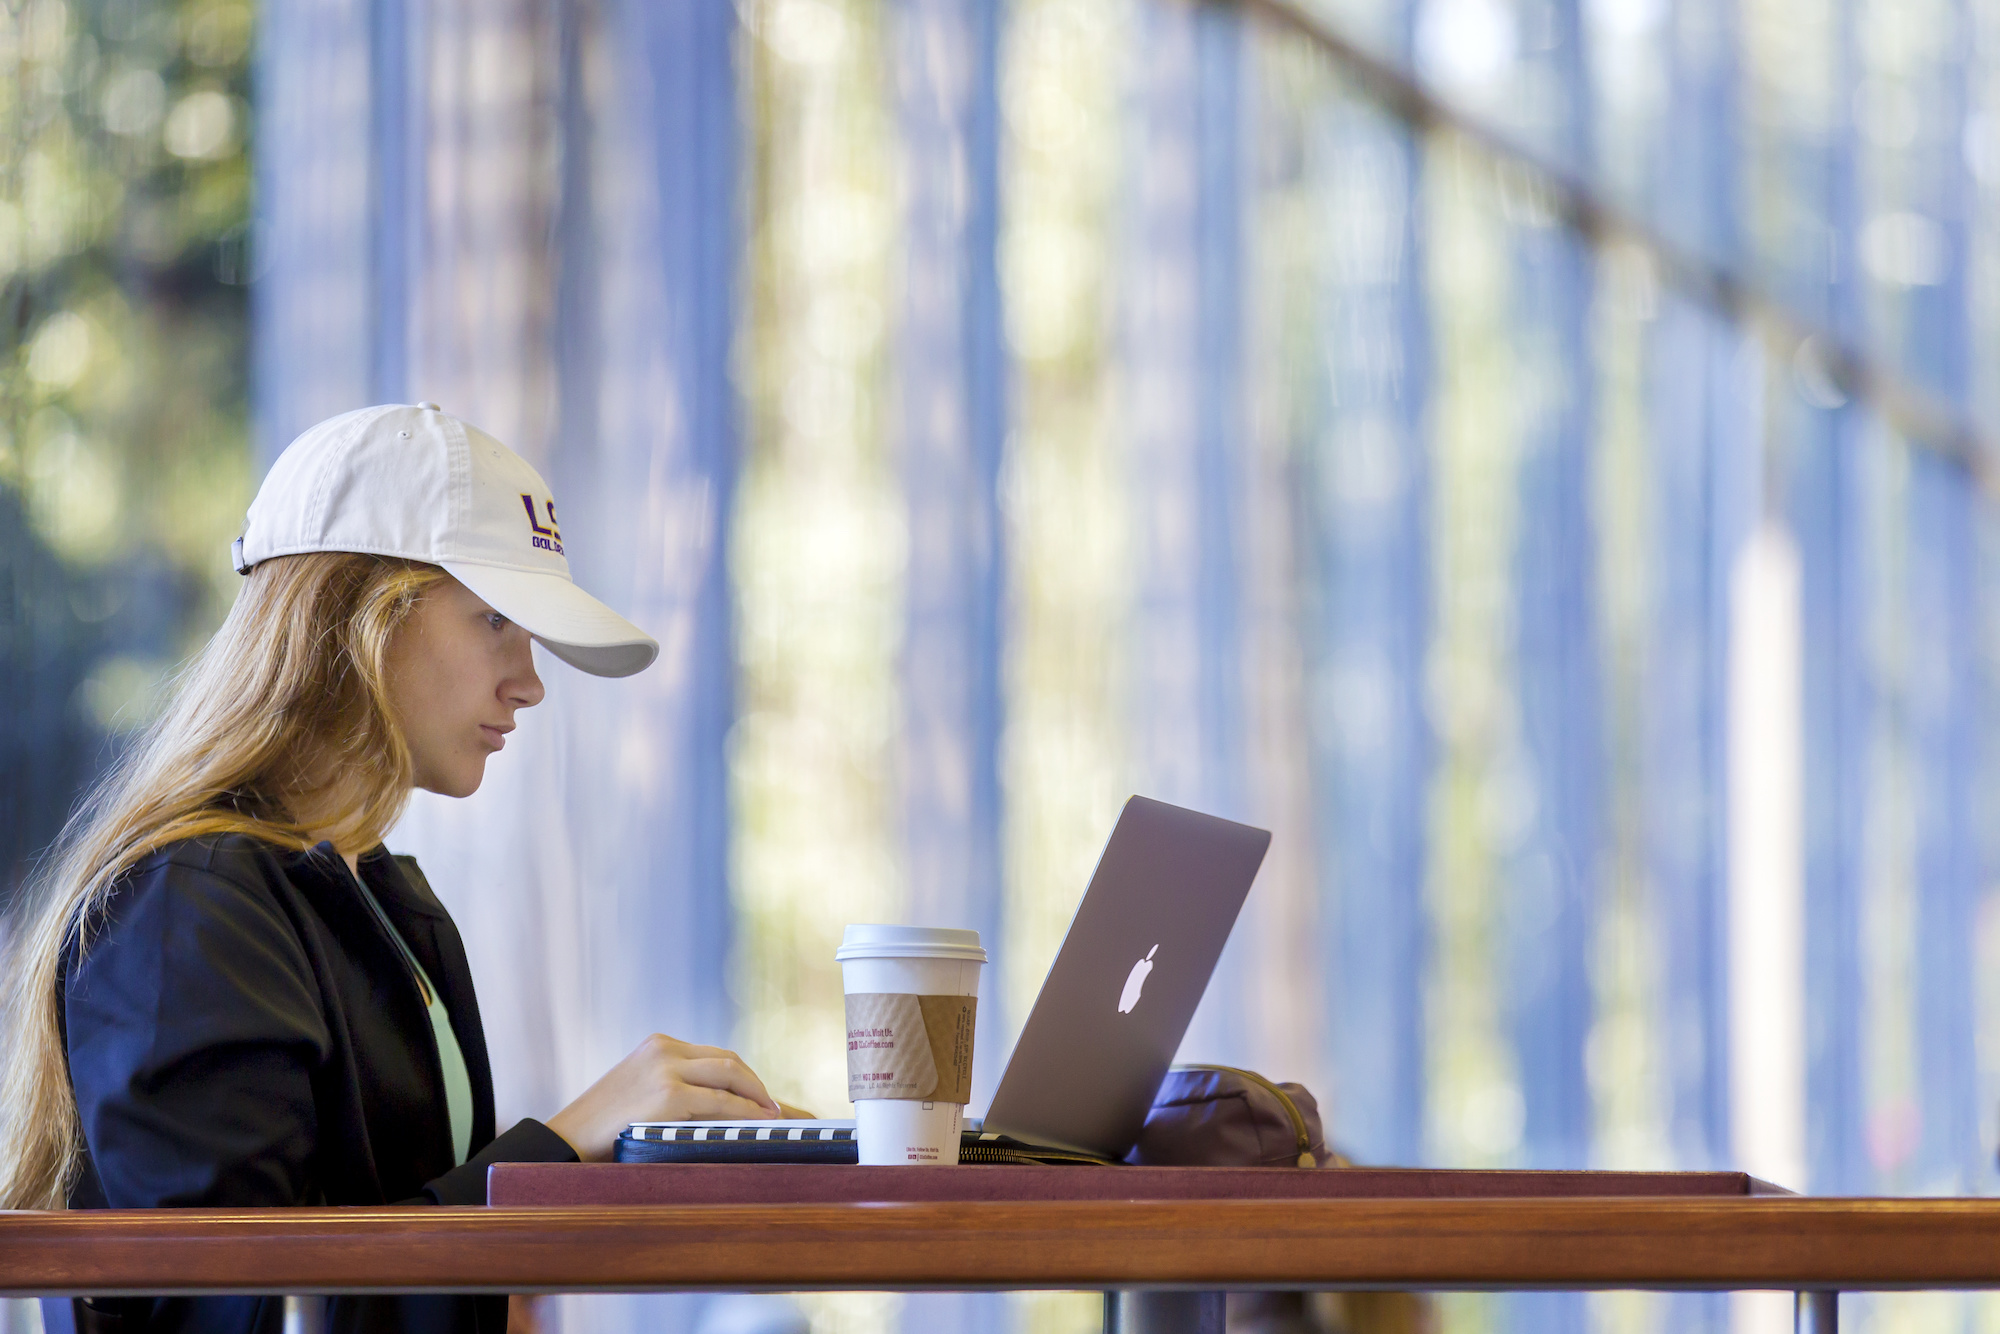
544, 1034, 781, 1162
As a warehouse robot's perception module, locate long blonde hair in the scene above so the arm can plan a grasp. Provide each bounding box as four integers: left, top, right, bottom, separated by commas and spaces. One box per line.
0, 552, 449, 1209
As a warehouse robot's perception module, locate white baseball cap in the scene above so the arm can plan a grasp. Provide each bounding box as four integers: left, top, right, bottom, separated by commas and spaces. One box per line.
234, 403, 659, 678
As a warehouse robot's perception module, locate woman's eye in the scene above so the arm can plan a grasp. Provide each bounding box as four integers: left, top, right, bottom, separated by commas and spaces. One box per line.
487, 613, 508, 631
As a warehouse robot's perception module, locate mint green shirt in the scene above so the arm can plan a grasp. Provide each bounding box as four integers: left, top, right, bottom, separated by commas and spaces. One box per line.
355, 880, 474, 1167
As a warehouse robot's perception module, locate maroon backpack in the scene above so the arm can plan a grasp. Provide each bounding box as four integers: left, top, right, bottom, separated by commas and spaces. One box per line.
1126, 1064, 1329, 1168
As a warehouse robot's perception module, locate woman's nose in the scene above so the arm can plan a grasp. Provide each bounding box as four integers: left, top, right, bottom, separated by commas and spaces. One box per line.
507, 637, 546, 709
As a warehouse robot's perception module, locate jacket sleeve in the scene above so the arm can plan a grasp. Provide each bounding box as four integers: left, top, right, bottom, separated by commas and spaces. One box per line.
66, 860, 332, 1208
418, 1119, 577, 1206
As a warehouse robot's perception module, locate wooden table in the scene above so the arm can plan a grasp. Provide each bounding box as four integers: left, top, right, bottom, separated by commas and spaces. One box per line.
9, 1169, 1999, 1332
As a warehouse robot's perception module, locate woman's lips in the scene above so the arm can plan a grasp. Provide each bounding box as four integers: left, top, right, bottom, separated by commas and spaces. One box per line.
480, 725, 508, 751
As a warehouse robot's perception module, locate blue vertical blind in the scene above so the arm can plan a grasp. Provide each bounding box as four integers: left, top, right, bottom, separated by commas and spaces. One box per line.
1503, 0, 1599, 1183
892, 0, 1008, 1104
1304, 70, 1432, 1169
1124, 0, 1253, 1063
1646, 0, 1745, 1189
1901, 0, 1980, 1199
1793, 0, 1873, 1207
250, 0, 2000, 1331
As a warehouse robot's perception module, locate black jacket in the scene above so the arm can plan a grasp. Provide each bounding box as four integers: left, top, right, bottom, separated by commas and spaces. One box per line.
57, 834, 578, 1334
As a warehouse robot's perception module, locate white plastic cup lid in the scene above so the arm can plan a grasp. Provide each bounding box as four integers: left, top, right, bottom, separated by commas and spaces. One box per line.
835, 924, 987, 963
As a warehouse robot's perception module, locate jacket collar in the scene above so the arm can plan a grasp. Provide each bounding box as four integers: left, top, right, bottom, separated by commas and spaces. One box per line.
359, 846, 452, 920
286, 842, 450, 920
284, 839, 499, 1152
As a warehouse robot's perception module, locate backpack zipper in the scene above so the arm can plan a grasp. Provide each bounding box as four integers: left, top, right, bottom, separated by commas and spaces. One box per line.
1176, 1063, 1319, 1167
958, 1144, 1114, 1166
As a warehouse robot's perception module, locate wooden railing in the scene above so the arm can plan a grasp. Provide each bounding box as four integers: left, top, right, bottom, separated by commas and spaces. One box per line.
4, 1197, 2000, 1296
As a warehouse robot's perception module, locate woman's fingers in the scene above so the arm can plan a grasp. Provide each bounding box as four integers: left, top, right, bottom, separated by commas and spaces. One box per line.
548, 1035, 789, 1160
671, 1055, 780, 1115
679, 1084, 786, 1122
661, 1039, 735, 1062
644, 1037, 779, 1111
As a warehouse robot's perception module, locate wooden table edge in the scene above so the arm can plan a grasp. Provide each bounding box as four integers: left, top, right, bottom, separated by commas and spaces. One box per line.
6, 1198, 2000, 1296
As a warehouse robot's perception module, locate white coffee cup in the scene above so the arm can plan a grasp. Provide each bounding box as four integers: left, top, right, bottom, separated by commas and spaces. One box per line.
836, 924, 986, 1165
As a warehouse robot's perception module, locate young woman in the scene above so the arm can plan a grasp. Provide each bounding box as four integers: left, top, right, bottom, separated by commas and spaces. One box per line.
0, 404, 785, 1333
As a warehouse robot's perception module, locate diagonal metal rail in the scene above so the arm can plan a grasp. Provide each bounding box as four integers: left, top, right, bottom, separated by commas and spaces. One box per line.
1234, 0, 1998, 491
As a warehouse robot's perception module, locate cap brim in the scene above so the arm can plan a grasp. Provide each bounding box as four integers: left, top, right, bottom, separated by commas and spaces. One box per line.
441, 561, 660, 679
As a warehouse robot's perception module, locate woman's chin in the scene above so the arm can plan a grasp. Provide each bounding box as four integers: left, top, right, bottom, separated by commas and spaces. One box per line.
417, 760, 486, 800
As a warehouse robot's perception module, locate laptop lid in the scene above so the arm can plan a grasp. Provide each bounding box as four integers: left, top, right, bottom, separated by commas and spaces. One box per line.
981, 795, 1270, 1159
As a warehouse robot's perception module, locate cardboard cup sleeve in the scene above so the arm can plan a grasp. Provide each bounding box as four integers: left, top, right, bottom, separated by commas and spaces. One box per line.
844, 992, 977, 1103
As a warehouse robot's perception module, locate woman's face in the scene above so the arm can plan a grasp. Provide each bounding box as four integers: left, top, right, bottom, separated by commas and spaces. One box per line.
386, 576, 545, 798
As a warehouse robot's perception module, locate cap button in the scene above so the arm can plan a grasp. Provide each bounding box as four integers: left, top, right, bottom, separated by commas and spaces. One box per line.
416, 401, 441, 412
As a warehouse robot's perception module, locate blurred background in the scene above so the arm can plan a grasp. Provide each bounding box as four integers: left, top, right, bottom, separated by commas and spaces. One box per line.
3, 0, 1999, 1329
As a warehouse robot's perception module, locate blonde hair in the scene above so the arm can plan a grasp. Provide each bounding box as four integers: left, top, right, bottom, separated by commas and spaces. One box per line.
0, 552, 449, 1209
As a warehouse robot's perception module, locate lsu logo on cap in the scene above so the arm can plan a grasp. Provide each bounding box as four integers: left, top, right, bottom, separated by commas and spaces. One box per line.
521, 494, 563, 555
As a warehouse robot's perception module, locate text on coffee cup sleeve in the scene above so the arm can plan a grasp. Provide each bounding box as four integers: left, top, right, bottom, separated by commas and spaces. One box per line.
843, 992, 977, 1103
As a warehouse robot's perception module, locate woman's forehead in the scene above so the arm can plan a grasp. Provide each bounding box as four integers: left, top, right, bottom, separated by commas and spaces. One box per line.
432, 574, 492, 614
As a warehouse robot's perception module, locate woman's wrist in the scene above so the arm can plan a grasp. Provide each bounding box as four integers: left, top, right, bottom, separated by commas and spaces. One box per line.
541, 1108, 600, 1162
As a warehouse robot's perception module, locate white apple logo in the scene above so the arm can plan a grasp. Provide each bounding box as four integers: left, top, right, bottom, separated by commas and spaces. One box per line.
1118, 945, 1159, 1014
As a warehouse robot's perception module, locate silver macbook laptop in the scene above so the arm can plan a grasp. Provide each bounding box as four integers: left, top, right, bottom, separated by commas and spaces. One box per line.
632, 794, 1270, 1161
